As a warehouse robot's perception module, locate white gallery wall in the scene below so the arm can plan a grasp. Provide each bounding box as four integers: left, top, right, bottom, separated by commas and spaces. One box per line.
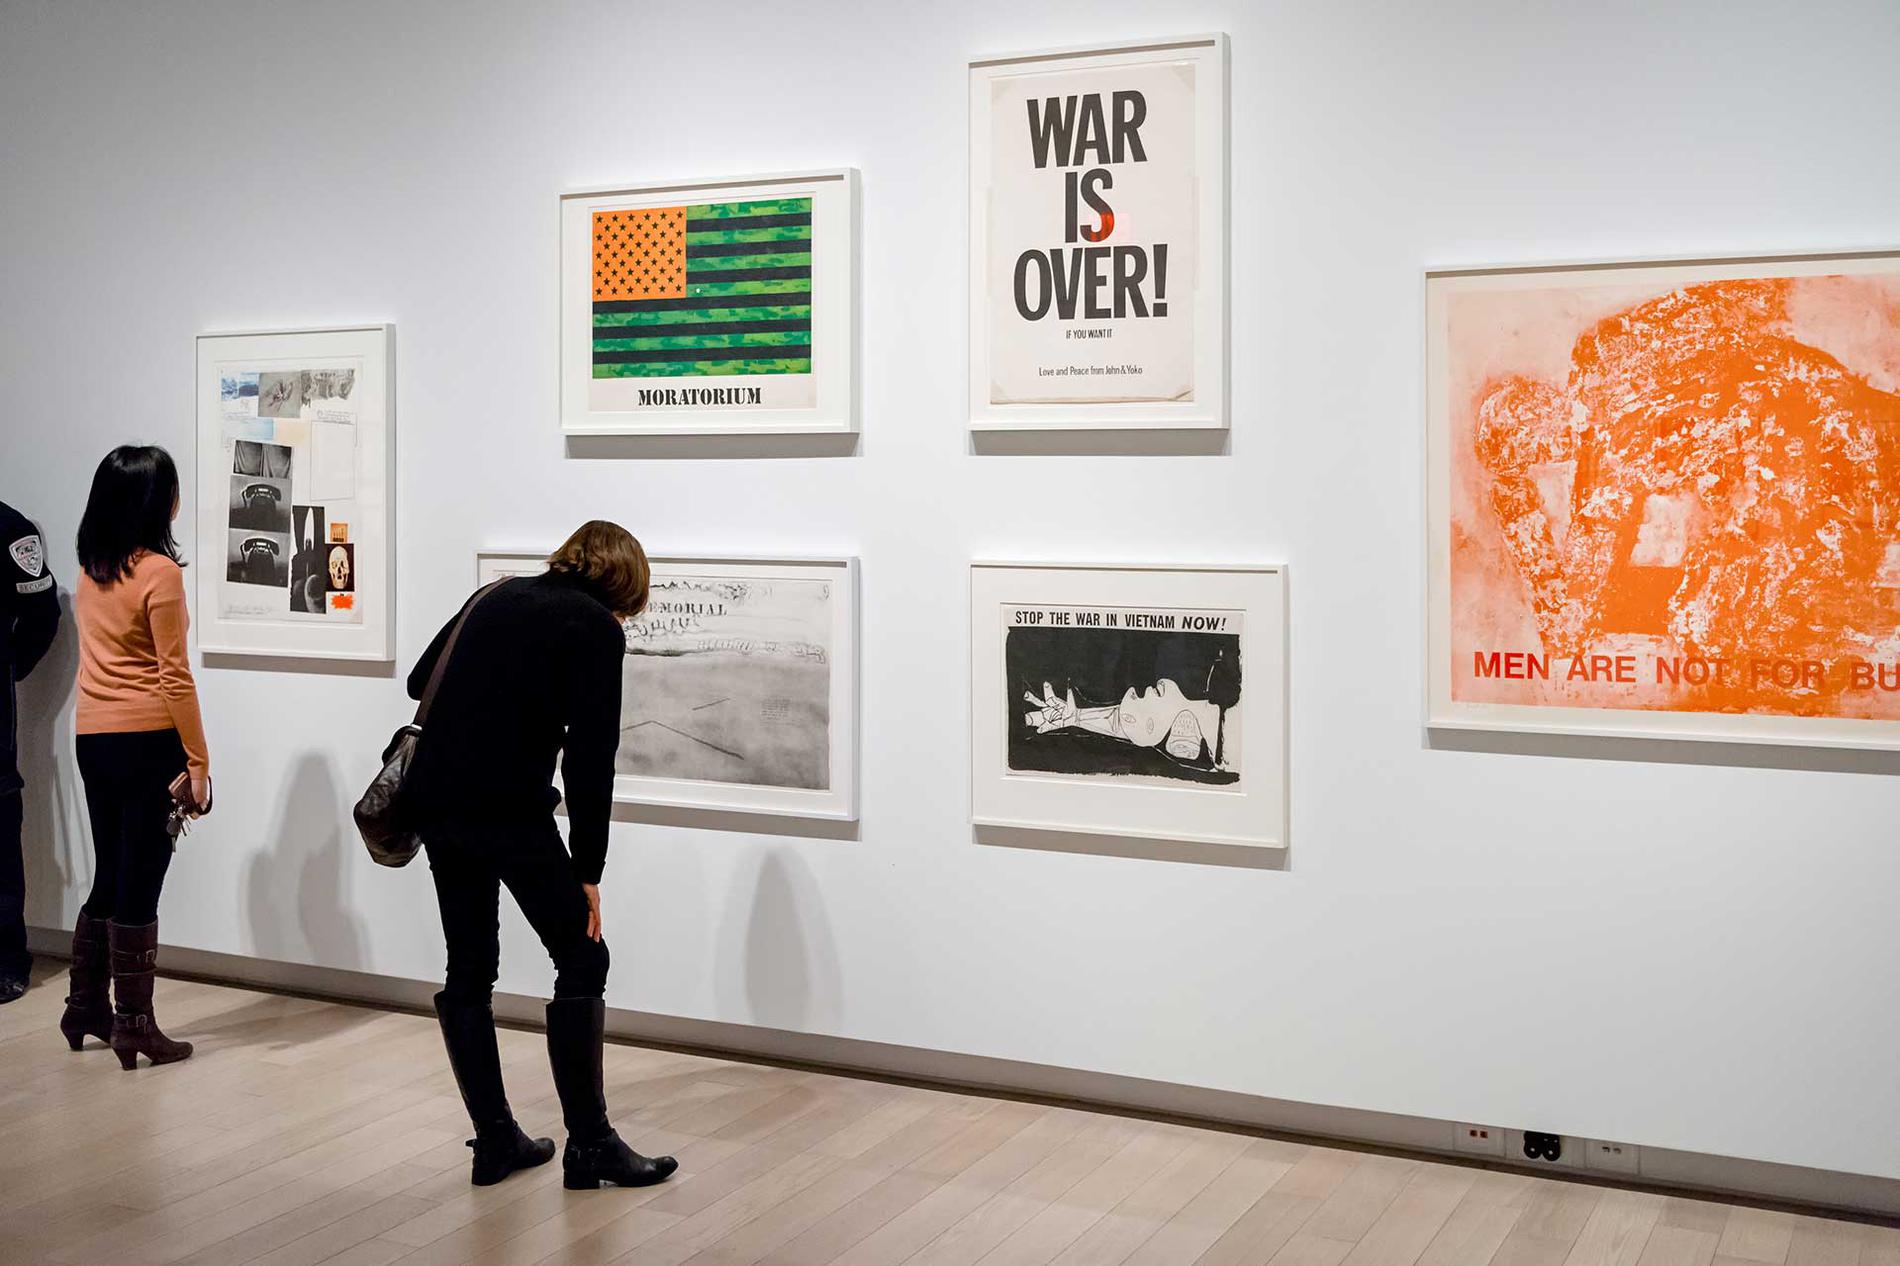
3, 0, 1897, 1183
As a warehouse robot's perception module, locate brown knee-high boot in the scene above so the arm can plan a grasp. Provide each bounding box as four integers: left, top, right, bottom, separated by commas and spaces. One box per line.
108, 920, 192, 1070
58, 911, 114, 1050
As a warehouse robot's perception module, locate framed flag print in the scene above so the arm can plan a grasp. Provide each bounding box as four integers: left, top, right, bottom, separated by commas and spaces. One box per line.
194, 324, 394, 662
477, 550, 860, 820
560, 169, 858, 437
969, 35, 1228, 431
1427, 250, 1900, 749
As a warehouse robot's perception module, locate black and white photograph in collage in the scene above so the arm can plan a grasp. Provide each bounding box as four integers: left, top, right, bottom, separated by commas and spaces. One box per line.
227, 474, 292, 535
225, 528, 290, 588
233, 439, 292, 478
289, 504, 326, 613
1007, 617, 1242, 787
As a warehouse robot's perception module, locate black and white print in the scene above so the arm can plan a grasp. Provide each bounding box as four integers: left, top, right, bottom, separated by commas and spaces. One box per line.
289, 505, 326, 613
1006, 609, 1242, 787
619, 575, 833, 790
227, 472, 291, 534
225, 528, 290, 588
233, 440, 292, 479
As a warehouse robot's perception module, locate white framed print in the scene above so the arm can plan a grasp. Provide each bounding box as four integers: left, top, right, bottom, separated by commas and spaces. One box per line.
971, 562, 1286, 850
195, 324, 394, 662
969, 35, 1228, 431
1427, 250, 1900, 749
477, 550, 859, 820
560, 169, 858, 437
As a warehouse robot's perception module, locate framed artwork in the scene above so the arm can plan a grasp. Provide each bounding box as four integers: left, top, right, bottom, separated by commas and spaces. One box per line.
477, 550, 859, 820
969, 35, 1228, 431
971, 562, 1287, 850
194, 325, 394, 661
1427, 250, 1900, 749
560, 169, 858, 437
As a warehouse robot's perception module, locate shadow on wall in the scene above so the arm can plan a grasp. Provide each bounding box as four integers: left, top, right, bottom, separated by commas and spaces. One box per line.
728, 847, 842, 1034
242, 752, 368, 970
17, 589, 84, 929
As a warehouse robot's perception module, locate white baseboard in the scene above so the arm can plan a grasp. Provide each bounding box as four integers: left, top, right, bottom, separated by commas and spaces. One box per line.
25, 926, 1900, 1220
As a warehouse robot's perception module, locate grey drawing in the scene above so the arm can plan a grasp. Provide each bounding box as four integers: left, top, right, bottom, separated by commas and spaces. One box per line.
618, 574, 833, 790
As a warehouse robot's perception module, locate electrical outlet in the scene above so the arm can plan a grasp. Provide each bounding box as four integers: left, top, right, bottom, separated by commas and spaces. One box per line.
1453, 1123, 1504, 1156
1584, 1139, 1641, 1175
1504, 1129, 1578, 1168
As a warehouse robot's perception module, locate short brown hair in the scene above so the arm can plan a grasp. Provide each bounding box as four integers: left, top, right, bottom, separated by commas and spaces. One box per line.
547, 520, 650, 618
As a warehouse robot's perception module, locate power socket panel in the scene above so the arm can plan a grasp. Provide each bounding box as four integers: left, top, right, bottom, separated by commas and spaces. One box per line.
1453, 1124, 1504, 1157
1503, 1129, 1579, 1168
1583, 1139, 1641, 1175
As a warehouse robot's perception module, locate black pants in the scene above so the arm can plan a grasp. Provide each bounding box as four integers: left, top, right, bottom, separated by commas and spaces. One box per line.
76, 730, 183, 926
0, 791, 27, 976
426, 816, 607, 1005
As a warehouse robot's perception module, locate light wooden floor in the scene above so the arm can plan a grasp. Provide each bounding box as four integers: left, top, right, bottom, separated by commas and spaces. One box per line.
0, 969, 1892, 1266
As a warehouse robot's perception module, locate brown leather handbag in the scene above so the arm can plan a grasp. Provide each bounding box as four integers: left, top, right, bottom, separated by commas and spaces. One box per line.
353, 581, 503, 867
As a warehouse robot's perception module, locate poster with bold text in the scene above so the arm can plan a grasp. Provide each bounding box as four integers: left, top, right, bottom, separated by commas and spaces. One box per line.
1005, 605, 1241, 787
1427, 254, 1900, 748
971, 563, 1285, 853
970, 37, 1227, 429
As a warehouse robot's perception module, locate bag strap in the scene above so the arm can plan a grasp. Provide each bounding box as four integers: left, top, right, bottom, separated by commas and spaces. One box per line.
416, 579, 507, 727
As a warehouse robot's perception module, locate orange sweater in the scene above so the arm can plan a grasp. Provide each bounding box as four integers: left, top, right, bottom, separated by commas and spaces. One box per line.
75, 552, 211, 779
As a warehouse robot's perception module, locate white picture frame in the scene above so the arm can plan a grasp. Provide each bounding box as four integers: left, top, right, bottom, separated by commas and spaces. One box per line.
969, 35, 1229, 431
560, 168, 858, 437
477, 550, 859, 820
1426, 249, 1900, 750
194, 324, 395, 662
971, 561, 1287, 850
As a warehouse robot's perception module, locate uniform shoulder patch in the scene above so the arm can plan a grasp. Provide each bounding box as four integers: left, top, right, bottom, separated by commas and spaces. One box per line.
9, 534, 45, 578
16, 575, 53, 594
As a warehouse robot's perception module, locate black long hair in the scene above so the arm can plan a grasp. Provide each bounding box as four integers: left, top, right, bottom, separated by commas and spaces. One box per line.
76, 445, 184, 584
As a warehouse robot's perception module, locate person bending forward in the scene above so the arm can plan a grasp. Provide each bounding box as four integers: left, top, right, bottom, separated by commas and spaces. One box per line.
402, 520, 676, 1190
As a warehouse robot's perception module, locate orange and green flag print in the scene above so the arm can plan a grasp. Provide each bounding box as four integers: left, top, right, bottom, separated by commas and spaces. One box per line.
591, 198, 812, 378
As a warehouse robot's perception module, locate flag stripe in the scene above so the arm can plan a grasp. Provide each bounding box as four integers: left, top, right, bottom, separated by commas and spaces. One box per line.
681, 277, 810, 297
684, 266, 809, 284
593, 290, 810, 314
592, 342, 801, 363
686, 225, 811, 245
688, 238, 809, 258
595, 357, 811, 377
682, 212, 811, 233
594, 331, 810, 352
685, 251, 810, 272
685, 200, 810, 220
593, 305, 810, 329
594, 318, 809, 339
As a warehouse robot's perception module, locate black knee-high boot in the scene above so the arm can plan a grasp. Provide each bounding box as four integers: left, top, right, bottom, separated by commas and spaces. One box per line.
108, 920, 192, 1070
433, 992, 555, 1186
59, 911, 113, 1049
545, 997, 677, 1189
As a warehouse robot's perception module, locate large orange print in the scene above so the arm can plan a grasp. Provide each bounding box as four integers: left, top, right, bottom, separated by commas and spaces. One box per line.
1430, 256, 1900, 743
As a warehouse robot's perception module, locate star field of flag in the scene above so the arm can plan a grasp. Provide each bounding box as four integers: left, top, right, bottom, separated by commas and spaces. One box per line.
592, 198, 812, 378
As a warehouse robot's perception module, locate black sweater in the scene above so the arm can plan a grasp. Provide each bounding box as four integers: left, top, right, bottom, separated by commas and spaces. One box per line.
404, 573, 623, 883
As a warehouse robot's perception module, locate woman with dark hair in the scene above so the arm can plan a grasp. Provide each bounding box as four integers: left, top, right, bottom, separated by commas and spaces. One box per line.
403, 519, 676, 1190
61, 445, 210, 1069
